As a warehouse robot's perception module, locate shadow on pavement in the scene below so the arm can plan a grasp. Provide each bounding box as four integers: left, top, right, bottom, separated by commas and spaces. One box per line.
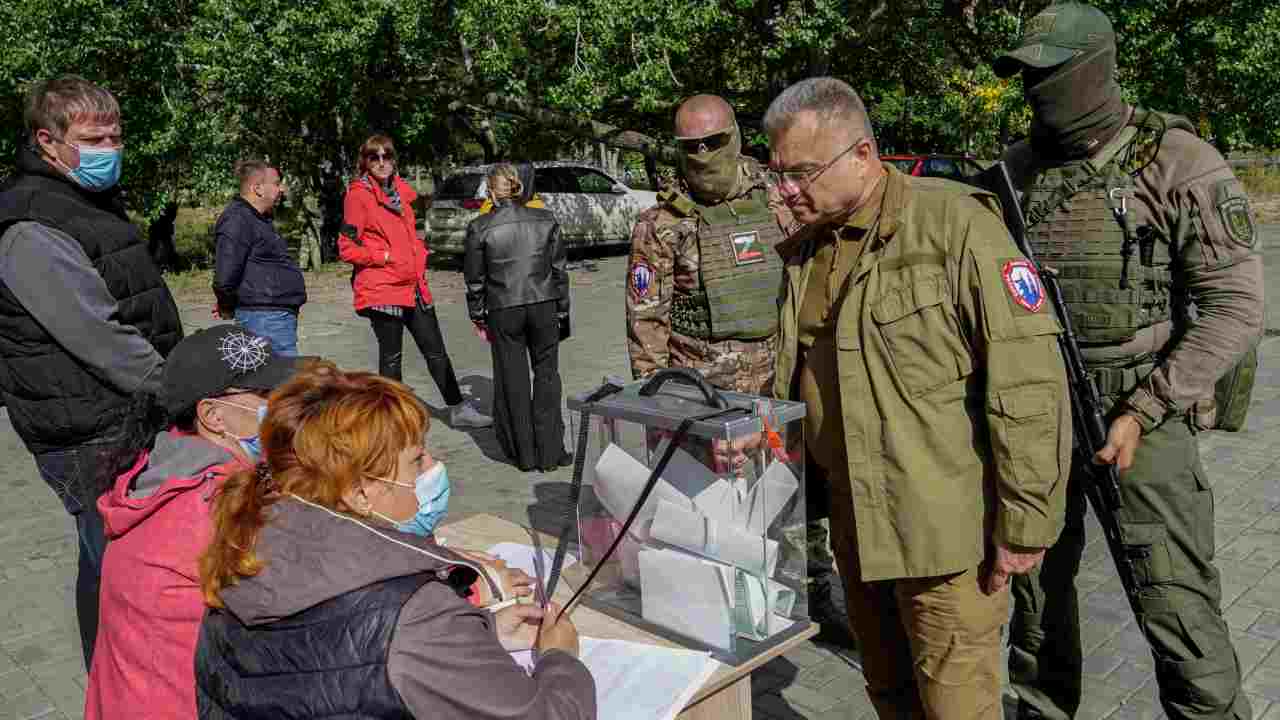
421, 374, 522, 469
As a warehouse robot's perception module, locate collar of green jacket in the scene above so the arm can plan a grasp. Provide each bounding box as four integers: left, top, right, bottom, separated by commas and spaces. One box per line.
775, 162, 909, 262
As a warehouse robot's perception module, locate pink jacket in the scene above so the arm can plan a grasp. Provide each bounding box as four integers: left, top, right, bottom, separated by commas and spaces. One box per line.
85, 431, 244, 720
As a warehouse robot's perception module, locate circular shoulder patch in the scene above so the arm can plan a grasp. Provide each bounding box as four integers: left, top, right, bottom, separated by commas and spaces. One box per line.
1002, 259, 1046, 313
631, 260, 654, 298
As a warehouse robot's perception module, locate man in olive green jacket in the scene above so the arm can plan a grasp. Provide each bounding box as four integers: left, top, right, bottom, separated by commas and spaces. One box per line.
764, 76, 1072, 719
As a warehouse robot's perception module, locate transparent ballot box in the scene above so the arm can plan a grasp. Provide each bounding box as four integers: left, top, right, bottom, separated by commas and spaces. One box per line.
564, 369, 809, 664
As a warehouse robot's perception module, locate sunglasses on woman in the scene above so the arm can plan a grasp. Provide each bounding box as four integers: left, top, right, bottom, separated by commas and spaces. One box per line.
365, 150, 396, 163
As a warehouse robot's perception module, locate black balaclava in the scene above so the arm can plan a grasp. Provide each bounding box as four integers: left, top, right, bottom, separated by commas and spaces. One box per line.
1025, 42, 1128, 161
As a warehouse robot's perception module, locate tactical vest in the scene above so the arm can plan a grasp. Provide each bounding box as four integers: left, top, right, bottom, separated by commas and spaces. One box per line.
1022, 109, 1195, 350
666, 187, 785, 342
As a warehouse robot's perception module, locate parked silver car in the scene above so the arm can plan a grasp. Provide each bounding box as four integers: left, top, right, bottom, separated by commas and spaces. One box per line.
422, 161, 658, 254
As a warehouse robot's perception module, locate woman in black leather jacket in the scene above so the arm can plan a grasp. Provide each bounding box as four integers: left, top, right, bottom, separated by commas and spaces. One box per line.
464, 163, 572, 472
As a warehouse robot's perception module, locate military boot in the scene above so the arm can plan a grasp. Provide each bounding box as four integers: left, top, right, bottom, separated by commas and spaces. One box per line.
808, 572, 856, 649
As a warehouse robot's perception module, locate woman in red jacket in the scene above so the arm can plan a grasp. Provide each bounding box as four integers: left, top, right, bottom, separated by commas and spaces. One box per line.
338, 134, 490, 428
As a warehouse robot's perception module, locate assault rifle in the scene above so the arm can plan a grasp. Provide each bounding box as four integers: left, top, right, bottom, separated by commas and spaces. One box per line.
973, 162, 1141, 610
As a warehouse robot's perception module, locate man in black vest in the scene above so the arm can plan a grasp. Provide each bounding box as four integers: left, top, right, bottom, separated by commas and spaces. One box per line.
0, 76, 184, 669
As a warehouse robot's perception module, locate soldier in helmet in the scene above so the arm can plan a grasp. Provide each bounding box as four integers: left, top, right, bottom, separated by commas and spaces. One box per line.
624, 93, 852, 646
993, 4, 1264, 719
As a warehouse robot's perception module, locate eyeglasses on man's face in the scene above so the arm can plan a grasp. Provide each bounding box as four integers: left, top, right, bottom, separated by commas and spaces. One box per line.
767, 138, 864, 194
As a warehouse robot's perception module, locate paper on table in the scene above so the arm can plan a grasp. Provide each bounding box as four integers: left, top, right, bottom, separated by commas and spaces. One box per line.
639, 547, 733, 650
486, 542, 576, 587
648, 498, 779, 576
594, 443, 692, 531
509, 637, 718, 720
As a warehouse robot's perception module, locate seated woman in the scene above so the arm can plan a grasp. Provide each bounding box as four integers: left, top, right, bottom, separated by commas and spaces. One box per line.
195, 362, 595, 719
85, 325, 301, 719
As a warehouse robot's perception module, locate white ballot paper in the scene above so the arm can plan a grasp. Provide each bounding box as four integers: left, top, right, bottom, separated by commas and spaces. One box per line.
648, 498, 779, 576
742, 459, 801, 530
657, 446, 718, 499
485, 542, 576, 587
509, 637, 718, 720
713, 566, 797, 639
639, 547, 732, 650
594, 444, 692, 531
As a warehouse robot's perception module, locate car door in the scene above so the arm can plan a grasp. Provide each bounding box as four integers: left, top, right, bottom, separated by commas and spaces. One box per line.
572, 168, 627, 243
537, 167, 586, 246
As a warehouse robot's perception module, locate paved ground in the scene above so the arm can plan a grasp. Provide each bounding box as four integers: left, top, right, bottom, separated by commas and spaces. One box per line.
1, 226, 1279, 720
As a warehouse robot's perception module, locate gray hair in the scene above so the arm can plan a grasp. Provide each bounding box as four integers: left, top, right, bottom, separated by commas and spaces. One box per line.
763, 77, 875, 144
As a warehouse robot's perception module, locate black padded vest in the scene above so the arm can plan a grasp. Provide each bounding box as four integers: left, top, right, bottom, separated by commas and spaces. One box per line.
195, 572, 436, 719
0, 149, 183, 454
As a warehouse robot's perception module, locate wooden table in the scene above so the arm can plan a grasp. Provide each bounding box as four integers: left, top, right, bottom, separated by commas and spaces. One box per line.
436, 513, 818, 720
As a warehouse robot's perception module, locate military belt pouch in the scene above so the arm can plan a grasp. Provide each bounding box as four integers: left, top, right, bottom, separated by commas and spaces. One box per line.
1090, 362, 1155, 398
1212, 345, 1258, 432
671, 292, 713, 339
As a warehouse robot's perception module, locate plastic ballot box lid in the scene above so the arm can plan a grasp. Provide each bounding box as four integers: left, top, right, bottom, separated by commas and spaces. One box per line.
566, 369, 805, 440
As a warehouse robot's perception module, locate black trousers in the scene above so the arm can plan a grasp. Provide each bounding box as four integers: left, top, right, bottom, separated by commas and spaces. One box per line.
367, 306, 464, 406
488, 301, 564, 469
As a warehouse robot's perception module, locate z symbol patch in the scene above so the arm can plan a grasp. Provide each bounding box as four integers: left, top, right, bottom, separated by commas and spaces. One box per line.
631, 260, 654, 298
1002, 259, 1046, 313
730, 231, 765, 265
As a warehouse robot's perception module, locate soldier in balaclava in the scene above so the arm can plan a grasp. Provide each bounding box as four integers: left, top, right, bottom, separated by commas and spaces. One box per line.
993, 4, 1263, 719
624, 94, 853, 648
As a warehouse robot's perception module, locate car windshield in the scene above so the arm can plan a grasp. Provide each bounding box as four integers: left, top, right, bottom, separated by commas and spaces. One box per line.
886, 158, 917, 174
436, 173, 485, 200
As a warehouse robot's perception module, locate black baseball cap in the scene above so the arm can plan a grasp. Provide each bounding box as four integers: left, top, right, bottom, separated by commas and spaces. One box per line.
160, 325, 302, 419
993, 2, 1115, 78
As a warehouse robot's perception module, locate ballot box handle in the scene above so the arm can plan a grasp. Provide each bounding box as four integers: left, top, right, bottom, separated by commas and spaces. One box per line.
638, 368, 729, 409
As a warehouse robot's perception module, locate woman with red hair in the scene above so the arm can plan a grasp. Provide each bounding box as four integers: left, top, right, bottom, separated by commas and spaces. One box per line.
338, 134, 491, 428
194, 362, 594, 719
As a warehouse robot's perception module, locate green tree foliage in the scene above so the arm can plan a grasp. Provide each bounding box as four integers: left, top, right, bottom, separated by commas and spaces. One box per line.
2, 0, 1276, 228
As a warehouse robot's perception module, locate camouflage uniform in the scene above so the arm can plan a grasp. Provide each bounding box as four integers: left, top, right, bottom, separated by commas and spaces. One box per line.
626, 156, 784, 394
625, 155, 844, 639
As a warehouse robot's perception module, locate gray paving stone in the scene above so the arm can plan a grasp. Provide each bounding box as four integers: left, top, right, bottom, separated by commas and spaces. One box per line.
1226, 604, 1267, 632
1104, 699, 1165, 720
1104, 660, 1155, 694
1235, 632, 1280, 678
1245, 665, 1280, 703
2, 687, 58, 720
1252, 612, 1280, 640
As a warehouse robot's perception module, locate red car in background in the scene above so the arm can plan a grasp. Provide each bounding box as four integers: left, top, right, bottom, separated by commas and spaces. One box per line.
882, 154, 985, 182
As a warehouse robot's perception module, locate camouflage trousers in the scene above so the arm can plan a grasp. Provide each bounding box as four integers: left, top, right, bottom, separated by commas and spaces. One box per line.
1009, 417, 1251, 720
780, 453, 836, 588
667, 332, 776, 396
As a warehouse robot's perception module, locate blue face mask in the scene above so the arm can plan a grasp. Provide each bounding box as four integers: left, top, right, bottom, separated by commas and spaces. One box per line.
65, 145, 123, 192
236, 404, 269, 461
374, 461, 451, 537
212, 400, 268, 462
